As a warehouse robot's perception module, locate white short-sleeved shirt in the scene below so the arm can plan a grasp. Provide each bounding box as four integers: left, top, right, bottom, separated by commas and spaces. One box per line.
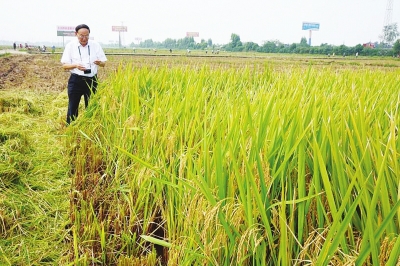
61, 39, 107, 77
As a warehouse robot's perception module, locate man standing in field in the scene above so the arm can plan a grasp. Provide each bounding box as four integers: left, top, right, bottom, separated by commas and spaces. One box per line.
61, 24, 107, 125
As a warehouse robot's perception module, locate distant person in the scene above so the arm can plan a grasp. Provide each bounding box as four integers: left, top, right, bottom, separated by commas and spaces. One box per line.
60, 24, 107, 125
52, 45, 55, 54
13, 42, 16, 50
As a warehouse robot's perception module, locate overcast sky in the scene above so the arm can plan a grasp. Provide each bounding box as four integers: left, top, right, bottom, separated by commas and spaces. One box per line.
0, 0, 397, 47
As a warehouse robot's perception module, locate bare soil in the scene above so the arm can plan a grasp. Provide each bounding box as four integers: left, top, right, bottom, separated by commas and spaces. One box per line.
0, 54, 66, 91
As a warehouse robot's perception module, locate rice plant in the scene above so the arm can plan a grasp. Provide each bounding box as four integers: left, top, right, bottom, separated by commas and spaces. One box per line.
0, 88, 70, 265
67, 58, 400, 265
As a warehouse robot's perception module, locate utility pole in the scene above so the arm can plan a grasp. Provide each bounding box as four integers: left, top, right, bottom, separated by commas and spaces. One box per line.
119, 21, 124, 48
382, 0, 394, 45
384, 0, 394, 28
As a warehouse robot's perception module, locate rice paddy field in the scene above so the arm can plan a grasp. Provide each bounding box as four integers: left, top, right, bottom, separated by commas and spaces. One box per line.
0, 52, 399, 265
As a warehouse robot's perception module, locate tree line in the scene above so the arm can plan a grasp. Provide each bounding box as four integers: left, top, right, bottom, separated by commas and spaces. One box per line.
131, 23, 400, 57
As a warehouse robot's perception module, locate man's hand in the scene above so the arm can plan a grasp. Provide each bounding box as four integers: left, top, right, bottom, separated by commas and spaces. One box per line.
94, 60, 105, 67
62, 63, 84, 71
76, 64, 87, 71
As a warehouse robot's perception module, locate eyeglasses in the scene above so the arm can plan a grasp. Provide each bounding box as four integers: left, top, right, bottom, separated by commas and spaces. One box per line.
78, 34, 89, 39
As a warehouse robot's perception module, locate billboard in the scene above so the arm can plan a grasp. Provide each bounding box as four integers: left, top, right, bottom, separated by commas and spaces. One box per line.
112, 26, 128, 32
186, 32, 199, 37
57, 26, 75, 36
302, 22, 320, 31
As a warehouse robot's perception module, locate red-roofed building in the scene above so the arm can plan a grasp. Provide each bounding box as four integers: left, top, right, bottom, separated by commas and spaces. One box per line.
363, 42, 375, 48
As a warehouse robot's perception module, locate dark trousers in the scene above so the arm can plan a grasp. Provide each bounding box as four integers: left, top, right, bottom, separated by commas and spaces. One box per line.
66, 74, 98, 125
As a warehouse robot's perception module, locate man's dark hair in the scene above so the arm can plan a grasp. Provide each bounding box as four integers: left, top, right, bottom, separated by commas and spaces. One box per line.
75, 24, 90, 33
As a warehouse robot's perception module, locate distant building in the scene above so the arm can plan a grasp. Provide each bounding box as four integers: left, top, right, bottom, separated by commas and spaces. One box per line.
363, 42, 375, 48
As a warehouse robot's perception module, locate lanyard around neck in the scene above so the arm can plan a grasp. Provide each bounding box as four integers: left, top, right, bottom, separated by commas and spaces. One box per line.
78, 45, 90, 62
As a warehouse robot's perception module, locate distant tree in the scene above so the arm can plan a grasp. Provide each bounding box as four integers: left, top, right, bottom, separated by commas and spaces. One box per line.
177, 37, 196, 49
223, 33, 243, 51
354, 44, 364, 55
163, 38, 177, 48
243, 42, 259, 52
319, 43, 334, 55
335, 44, 348, 56
261, 41, 277, 53
393, 39, 400, 56
299, 37, 309, 47
289, 43, 297, 52
230, 33, 242, 48
197, 39, 208, 50
141, 39, 155, 48
124, 33, 391, 57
